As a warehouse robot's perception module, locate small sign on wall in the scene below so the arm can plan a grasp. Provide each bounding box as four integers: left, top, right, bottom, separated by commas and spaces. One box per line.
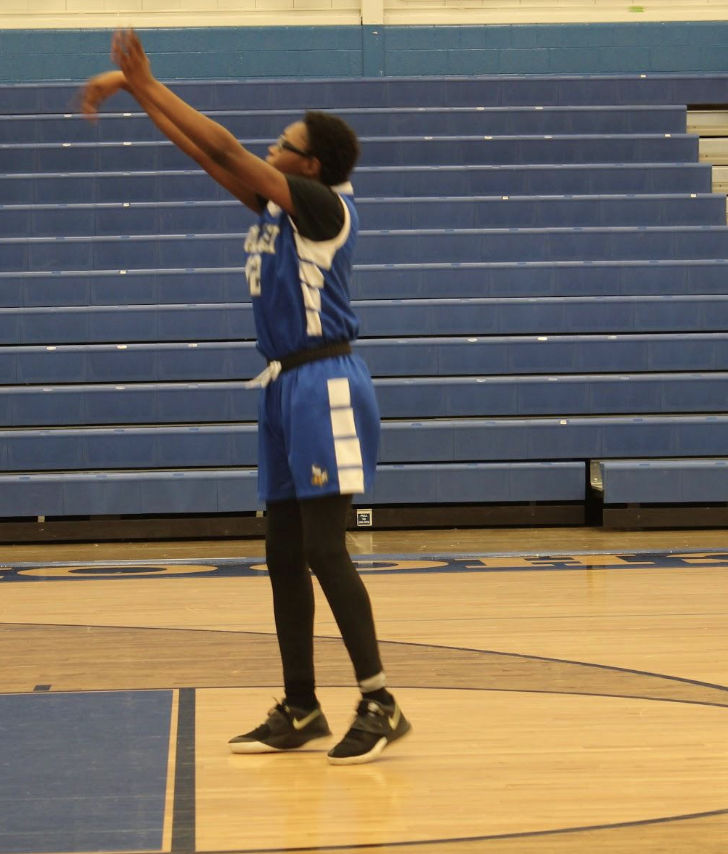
356, 508, 373, 527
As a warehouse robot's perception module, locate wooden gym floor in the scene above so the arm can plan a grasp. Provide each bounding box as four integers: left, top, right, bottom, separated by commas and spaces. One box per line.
1, 525, 727, 854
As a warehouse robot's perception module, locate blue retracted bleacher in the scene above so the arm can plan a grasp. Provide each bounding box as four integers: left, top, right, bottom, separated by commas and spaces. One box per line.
373, 373, 728, 418
0, 461, 585, 516
3, 296, 728, 345
1, 372, 726, 427
3, 333, 728, 385
354, 164, 713, 198
1, 193, 724, 238
0, 106, 687, 145
349, 259, 728, 299
0, 134, 700, 174
0, 469, 260, 516
0, 303, 254, 344
368, 462, 586, 503
2, 74, 727, 114
6, 226, 728, 273
1, 73, 727, 519
597, 458, 728, 504
355, 227, 728, 264
1, 416, 727, 471
0, 164, 712, 206
3, 259, 728, 309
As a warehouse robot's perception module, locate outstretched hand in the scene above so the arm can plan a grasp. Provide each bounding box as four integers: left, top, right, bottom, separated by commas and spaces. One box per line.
78, 70, 127, 122
111, 29, 154, 90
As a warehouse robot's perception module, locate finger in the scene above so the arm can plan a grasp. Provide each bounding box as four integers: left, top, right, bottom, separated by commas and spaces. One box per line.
127, 30, 142, 64
111, 38, 124, 68
114, 30, 130, 56
110, 30, 123, 64
132, 30, 149, 64
120, 30, 138, 66
113, 29, 127, 61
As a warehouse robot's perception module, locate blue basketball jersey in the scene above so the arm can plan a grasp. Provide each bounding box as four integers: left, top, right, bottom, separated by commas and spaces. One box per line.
244, 181, 360, 361
243, 176, 379, 501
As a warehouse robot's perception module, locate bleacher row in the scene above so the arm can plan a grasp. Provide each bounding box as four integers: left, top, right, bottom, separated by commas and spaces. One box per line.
1, 74, 727, 521
3, 333, 728, 380
2, 372, 726, 424
1, 415, 727, 467
4, 260, 728, 305
0, 105, 691, 142
2, 74, 727, 113
1, 164, 713, 204
0, 135, 703, 172
3, 297, 728, 343
3, 195, 725, 236
8, 227, 728, 270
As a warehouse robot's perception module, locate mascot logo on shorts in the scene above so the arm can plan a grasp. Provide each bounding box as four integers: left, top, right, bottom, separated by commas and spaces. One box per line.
311, 465, 329, 487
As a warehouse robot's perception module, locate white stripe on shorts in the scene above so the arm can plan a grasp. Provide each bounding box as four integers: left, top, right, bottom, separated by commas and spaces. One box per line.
327, 377, 364, 495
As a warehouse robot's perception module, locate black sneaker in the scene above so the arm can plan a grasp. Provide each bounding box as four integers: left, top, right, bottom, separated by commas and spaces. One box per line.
327, 698, 411, 765
228, 702, 332, 754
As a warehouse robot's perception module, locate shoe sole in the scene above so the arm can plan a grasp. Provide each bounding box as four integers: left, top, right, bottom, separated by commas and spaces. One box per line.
327, 722, 412, 766
229, 732, 332, 754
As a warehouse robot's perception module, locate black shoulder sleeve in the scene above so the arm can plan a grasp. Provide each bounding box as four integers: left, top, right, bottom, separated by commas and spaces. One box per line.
286, 174, 345, 241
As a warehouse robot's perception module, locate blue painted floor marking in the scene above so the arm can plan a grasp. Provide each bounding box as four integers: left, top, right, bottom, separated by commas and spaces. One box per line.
0, 550, 727, 581
0, 690, 172, 853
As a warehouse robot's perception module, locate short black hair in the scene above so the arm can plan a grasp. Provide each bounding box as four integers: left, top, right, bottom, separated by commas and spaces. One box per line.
304, 111, 360, 186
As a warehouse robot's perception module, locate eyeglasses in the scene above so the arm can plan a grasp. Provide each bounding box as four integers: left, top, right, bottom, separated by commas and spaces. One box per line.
275, 134, 312, 158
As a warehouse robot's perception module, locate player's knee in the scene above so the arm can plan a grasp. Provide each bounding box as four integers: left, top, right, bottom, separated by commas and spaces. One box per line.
303, 530, 348, 580
265, 499, 305, 578
266, 532, 306, 580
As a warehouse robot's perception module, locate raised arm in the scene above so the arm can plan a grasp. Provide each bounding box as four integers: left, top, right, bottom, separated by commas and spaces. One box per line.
80, 69, 265, 213
110, 29, 297, 215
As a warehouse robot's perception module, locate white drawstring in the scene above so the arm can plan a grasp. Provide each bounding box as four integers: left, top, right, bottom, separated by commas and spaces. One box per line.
244, 360, 282, 389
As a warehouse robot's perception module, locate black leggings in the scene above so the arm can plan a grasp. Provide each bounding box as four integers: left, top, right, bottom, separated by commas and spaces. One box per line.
265, 494, 383, 700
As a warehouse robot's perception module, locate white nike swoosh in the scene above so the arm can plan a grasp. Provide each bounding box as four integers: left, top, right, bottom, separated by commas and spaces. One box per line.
292, 708, 321, 730
388, 705, 400, 730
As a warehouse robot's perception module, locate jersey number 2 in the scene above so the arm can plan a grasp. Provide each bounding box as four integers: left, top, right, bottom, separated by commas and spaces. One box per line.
246, 254, 262, 296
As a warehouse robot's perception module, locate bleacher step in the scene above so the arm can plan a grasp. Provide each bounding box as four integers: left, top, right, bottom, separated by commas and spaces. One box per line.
593, 458, 728, 503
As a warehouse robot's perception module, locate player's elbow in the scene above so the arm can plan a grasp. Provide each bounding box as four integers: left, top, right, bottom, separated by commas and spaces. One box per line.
208, 142, 233, 169
207, 127, 244, 170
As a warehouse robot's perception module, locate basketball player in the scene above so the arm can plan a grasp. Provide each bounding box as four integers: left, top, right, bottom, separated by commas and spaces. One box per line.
81, 29, 410, 765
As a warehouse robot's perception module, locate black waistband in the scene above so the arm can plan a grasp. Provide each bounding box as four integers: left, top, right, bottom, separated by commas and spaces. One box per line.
274, 341, 352, 374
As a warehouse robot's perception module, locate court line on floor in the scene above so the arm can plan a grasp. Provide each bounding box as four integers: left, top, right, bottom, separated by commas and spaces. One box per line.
3, 621, 727, 700
181, 806, 728, 854
172, 688, 196, 854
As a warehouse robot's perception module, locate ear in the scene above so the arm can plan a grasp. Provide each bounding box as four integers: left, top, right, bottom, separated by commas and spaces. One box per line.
304, 156, 322, 180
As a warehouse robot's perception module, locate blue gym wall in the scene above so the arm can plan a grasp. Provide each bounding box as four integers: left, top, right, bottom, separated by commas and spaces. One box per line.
1, 22, 728, 82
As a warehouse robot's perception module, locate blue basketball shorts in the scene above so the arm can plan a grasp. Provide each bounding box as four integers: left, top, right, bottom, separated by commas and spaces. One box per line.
257, 354, 380, 503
